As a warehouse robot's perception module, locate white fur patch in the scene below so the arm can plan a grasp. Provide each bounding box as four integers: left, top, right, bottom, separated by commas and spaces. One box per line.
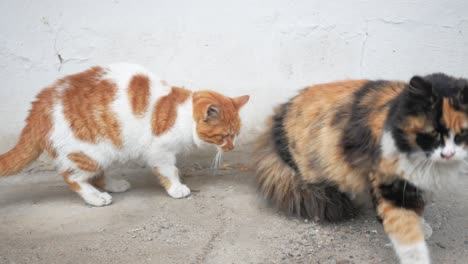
167, 183, 191, 198
390, 237, 430, 264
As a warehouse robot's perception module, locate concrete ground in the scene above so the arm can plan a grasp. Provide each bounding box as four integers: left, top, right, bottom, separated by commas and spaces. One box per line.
0, 149, 467, 264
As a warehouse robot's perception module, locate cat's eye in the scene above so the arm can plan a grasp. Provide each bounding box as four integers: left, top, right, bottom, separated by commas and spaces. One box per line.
216, 134, 229, 141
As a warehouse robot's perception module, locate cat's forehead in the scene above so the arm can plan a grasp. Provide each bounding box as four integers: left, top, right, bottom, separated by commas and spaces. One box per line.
403, 98, 468, 133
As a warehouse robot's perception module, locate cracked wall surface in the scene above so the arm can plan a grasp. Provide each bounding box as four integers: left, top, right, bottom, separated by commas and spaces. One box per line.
0, 0, 467, 147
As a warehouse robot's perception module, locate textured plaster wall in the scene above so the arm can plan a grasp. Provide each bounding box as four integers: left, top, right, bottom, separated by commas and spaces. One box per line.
0, 0, 467, 146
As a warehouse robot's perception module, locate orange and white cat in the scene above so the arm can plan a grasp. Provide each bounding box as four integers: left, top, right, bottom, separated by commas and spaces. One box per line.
0, 63, 249, 206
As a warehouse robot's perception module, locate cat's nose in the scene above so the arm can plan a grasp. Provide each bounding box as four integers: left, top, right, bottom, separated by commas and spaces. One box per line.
441, 151, 455, 159
222, 144, 234, 152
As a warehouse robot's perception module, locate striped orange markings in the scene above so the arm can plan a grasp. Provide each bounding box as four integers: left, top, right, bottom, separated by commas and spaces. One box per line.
128, 74, 151, 117
68, 152, 100, 172
152, 87, 192, 136
62, 67, 122, 148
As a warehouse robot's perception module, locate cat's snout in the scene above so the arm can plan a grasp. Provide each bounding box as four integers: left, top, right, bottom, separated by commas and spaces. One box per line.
441, 151, 455, 159
222, 144, 234, 152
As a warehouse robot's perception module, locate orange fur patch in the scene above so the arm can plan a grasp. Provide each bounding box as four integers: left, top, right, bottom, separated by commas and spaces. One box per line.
364, 82, 403, 137
62, 169, 80, 192
443, 98, 464, 133
34, 87, 58, 153
61, 66, 122, 147
368, 110, 389, 138
128, 74, 151, 117
152, 168, 172, 190
378, 158, 399, 175
378, 200, 424, 244
404, 116, 428, 133
152, 87, 192, 136
403, 115, 432, 145
68, 152, 99, 172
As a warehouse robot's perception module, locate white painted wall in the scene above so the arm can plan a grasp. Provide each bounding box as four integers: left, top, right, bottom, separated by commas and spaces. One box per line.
0, 0, 467, 147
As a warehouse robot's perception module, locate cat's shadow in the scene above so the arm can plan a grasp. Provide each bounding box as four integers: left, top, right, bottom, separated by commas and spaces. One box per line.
0, 165, 256, 207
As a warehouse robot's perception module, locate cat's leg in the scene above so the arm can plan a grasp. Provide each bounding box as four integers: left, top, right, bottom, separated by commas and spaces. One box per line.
61, 169, 113, 206
149, 154, 190, 198
373, 176, 430, 264
376, 199, 429, 264
89, 172, 131, 193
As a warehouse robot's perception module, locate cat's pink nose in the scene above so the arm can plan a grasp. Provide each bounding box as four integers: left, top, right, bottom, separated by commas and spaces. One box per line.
441, 151, 455, 159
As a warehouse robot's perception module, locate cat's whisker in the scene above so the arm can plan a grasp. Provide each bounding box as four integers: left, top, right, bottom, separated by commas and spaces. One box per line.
211, 149, 224, 175
420, 160, 432, 183
407, 159, 425, 178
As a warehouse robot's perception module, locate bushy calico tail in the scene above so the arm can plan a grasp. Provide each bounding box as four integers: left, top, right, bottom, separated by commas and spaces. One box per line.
0, 87, 55, 176
253, 104, 355, 222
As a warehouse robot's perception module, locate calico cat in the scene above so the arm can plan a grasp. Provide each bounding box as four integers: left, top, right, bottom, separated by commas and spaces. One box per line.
0, 63, 249, 206
254, 74, 468, 264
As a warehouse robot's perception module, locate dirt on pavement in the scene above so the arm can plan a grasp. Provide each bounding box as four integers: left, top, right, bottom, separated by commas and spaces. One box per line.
0, 148, 467, 264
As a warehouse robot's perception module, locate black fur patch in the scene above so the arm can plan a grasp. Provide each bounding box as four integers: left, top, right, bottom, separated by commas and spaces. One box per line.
331, 103, 351, 127
272, 103, 299, 172
379, 179, 425, 215
369, 187, 383, 223
342, 81, 386, 168
295, 182, 356, 222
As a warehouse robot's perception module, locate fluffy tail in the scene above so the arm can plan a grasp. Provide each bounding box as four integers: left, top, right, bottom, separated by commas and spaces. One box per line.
253, 104, 355, 222
0, 87, 55, 176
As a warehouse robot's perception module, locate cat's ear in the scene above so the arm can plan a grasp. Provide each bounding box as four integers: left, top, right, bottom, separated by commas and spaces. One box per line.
205, 104, 221, 121
409, 76, 433, 97
233, 95, 250, 109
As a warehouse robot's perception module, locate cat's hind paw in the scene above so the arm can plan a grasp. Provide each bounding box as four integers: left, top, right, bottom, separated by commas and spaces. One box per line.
167, 184, 191, 198
105, 179, 131, 193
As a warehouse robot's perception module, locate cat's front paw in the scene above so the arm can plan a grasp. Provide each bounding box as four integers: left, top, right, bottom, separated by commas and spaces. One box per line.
393, 239, 430, 264
83, 191, 113, 206
167, 184, 191, 198
105, 179, 131, 193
